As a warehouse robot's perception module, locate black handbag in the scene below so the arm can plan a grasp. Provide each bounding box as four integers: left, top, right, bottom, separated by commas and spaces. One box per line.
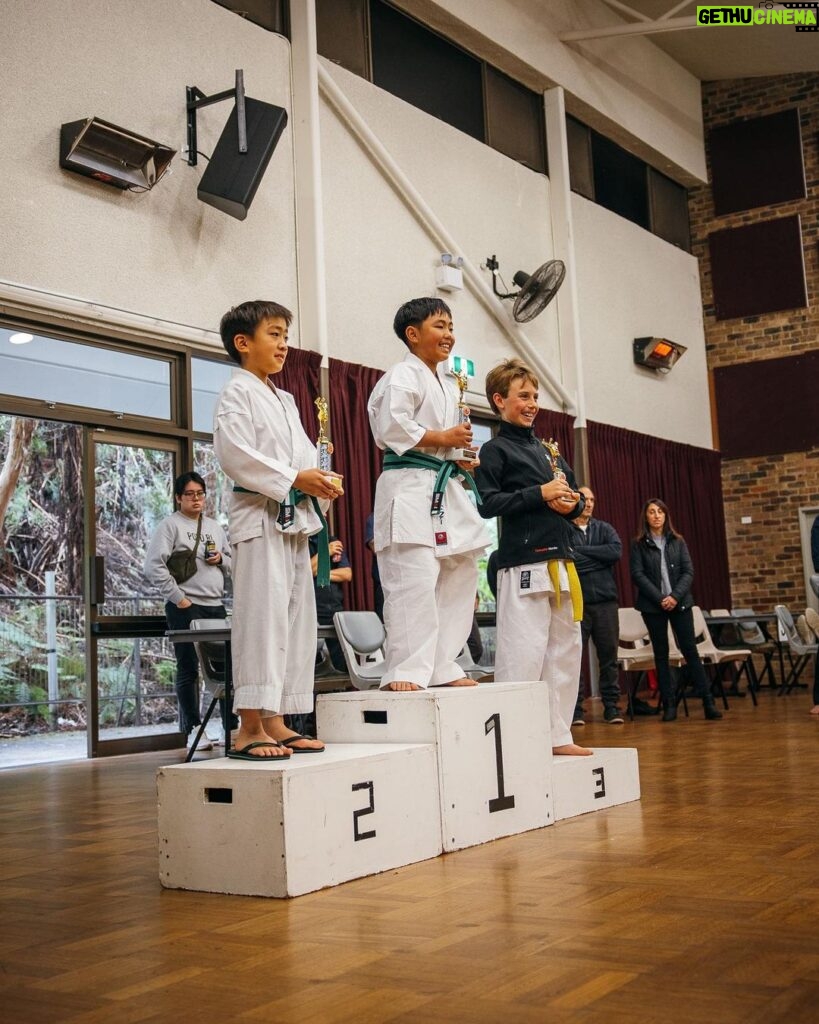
166, 515, 202, 585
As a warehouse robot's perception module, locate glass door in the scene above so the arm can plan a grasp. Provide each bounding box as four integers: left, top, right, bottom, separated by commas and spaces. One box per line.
85, 429, 184, 756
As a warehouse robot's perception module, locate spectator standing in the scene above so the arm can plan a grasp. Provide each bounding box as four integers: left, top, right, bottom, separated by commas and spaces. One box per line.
571, 486, 624, 725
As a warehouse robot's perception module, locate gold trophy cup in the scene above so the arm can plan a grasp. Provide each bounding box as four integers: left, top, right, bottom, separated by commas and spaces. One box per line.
452, 370, 478, 463
315, 397, 344, 493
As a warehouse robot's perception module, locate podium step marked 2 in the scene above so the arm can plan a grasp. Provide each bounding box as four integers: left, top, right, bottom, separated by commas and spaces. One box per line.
552, 747, 640, 821
317, 682, 553, 851
158, 743, 441, 898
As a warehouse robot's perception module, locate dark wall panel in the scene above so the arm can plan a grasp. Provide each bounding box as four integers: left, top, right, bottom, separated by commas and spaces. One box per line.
709, 108, 806, 216
713, 351, 819, 459
709, 214, 807, 320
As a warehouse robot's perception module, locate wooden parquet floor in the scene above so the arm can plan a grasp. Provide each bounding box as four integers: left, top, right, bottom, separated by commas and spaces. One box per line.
2, 688, 819, 1024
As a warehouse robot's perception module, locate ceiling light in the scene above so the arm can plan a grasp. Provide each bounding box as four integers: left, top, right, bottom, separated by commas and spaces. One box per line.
9, 333, 34, 345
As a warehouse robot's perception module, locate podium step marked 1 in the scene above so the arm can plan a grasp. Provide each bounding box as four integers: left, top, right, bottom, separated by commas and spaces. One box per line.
552, 746, 640, 821
317, 682, 553, 851
157, 743, 442, 898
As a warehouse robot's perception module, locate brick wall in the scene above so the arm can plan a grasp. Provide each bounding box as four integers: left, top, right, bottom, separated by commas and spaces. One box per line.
689, 73, 819, 611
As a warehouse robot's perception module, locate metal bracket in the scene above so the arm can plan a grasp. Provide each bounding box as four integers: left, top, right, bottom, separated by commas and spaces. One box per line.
185, 69, 247, 167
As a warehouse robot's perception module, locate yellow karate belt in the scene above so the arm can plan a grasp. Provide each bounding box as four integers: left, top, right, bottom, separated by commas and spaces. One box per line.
547, 560, 584, 622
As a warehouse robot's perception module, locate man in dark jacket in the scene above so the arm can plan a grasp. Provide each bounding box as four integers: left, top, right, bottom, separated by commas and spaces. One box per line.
571, 487, 624, 725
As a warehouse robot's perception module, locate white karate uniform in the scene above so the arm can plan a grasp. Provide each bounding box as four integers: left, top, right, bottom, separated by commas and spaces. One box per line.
213, 368, 325, 715
494, 561, 582, 748
368, 352, 489, 688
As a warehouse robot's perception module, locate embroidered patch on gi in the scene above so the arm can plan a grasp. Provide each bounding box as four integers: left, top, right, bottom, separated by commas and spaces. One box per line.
277, 504, 295, 529
520, 570, 531, 590
435, 530, 448, 546
431, 492, 444, 516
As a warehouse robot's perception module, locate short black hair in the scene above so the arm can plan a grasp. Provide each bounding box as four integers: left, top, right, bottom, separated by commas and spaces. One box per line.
174, 471, 206, 498
219, 300, 293, 364
392, 297, 452, 348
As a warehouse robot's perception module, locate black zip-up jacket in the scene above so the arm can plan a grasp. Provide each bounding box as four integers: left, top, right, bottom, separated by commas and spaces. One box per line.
475, 421, 584, 570
629, 532, 695, 613
572, 518, 622, 604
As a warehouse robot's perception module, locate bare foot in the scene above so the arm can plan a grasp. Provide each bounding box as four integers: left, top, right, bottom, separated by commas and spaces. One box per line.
442, 677, 478, 687
810, 705, 819, 715
231, 730, 289, 758
381, 681, 423, 691
553, 743, 593, 757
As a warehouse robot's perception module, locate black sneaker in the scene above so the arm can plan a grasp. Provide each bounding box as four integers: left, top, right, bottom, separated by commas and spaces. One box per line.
603, 706, 625, 724
571, 711, 585, 727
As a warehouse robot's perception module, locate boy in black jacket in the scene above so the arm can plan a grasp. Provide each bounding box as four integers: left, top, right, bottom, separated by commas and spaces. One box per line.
475, 358, 590, 756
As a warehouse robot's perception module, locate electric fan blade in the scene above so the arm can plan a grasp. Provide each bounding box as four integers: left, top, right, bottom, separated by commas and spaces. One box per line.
512, 259, 566, 323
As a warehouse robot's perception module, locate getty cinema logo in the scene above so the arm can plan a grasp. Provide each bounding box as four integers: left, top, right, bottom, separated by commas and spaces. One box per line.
697, 3, 819, 29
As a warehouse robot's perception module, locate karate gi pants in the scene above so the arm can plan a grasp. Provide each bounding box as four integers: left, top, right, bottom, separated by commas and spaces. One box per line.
231, 510, 315, 716
378, 543, 478, 688
494, 568, 582, 747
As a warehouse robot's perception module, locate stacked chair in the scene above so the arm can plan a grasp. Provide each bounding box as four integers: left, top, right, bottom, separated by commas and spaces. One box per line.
774, 604, 817, 694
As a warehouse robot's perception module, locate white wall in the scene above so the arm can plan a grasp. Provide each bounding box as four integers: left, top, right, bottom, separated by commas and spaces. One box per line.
1, 0, 296, 341
572, 194, 712, 447
319, 62, 560, 406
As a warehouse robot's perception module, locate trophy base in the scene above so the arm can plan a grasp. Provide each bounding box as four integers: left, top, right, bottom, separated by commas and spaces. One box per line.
452, 447, 479, 465
327, 474, 344, 494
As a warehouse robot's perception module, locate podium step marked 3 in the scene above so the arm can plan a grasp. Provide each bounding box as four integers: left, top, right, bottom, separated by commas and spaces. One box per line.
318, 682, 554, 851
552, 747, 640, 821
157, 743, 441, 898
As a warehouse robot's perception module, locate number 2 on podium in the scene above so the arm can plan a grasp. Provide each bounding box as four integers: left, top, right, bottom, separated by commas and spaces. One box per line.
485, 713, 515, 813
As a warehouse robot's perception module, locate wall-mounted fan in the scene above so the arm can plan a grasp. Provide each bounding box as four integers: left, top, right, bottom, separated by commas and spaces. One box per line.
485, 254, 566, 323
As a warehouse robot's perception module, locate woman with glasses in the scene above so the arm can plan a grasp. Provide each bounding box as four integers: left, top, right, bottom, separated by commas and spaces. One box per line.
630, 498, 722, 723
144, 471, 232, 751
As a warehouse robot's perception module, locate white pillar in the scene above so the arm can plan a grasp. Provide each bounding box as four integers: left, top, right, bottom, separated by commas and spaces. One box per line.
289, 0, 329, 363
543, 87, 587, 430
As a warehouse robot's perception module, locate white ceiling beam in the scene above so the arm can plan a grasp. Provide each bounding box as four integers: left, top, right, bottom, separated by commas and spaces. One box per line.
559, 15, 697, 41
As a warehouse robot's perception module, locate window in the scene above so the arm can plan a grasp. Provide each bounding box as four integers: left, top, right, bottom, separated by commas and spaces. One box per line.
192, 356, 233, 434
316, 0, 547, 172
568, 116, 690, 252
0, 328, 172, 420
370, 1, 484, 141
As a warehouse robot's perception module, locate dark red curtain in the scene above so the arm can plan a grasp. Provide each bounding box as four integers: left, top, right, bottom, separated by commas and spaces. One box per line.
534, 409, 576, 466
587, 420, 730, 611
274, 347, 322, 442
328, 357, 385, 611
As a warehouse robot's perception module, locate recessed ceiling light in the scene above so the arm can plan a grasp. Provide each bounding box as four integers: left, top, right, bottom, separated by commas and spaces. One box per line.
9, 333, 34, 345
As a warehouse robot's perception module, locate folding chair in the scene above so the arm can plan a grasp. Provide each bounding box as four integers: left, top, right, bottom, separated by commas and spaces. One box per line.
333, 611, 387, 690
774, 604, 817, 694
186, 618, 231, 762
691, 606, 755, 707
617, 608, 659, 720
732, 608, 778, 689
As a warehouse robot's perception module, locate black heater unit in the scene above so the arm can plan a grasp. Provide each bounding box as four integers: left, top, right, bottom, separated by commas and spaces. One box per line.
59, 117, 175, 190
633, 337, 686, 373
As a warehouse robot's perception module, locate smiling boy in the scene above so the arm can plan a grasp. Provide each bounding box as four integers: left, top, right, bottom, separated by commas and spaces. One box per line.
475, 358, 590, 756
367, 297, 489, 691
213, 300, 342, 759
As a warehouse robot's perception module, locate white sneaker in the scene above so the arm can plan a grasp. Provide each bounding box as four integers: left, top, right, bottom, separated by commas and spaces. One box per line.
187, 731, 213, 752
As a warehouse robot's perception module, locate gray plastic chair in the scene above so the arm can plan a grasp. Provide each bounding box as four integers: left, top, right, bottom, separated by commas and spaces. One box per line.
187, 618, 231, 761
332, 611, 386, 690
773, 604, 817, 695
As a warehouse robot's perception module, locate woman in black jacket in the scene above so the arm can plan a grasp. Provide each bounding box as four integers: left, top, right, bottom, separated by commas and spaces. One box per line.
629, 498, 722, 722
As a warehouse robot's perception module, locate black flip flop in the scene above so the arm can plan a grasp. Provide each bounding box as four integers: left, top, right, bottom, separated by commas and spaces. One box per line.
227, 741, 291, 761
280, 733, 325, 754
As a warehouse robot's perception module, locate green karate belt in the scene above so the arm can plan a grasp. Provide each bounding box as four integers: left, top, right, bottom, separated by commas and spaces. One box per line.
233, 485, 331, 587
382, 449, 482, 517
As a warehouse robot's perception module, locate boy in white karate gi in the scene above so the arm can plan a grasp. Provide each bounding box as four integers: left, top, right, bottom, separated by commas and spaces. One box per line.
474, 358, 590, 756
368, 297, 489, 691
213, 300, 342, 759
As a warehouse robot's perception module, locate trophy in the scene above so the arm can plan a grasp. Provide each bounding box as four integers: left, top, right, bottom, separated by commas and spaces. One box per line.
315, 397, 344, 493
452, 370, 479, 463
541, 437, 566, 481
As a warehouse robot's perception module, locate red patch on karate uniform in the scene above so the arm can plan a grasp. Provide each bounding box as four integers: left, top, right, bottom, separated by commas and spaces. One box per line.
435, 531, 448, 546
